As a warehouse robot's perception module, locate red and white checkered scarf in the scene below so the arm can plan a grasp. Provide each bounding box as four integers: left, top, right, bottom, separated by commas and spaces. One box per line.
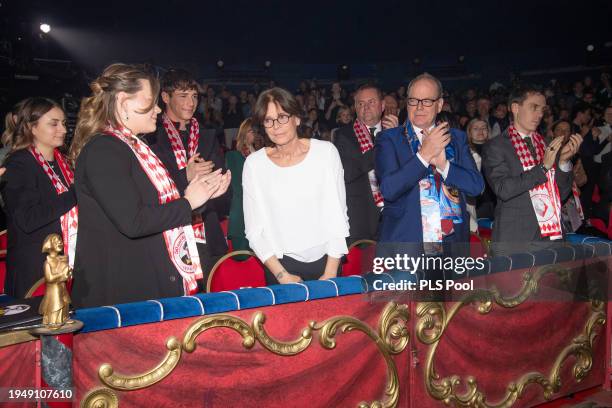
162, 115, 199, 170
353, 120, 383, 207
508, 125, 563, 239
161, 114, 205, 243
104, 125, 203, 294
29, 146, 78, 266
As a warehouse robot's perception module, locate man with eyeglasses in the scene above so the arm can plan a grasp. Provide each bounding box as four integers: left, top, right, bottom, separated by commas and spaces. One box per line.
333, 83, 398, 244
375, 73, 484, 247
482, 84, 581, 253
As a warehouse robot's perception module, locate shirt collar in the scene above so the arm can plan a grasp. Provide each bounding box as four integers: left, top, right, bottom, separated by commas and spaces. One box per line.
363, 121, 382, 134
412, 124, 435, 141
517, 130, 532, 139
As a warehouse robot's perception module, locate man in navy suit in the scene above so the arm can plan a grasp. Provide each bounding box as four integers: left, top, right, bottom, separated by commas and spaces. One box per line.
375, 73, 484, 247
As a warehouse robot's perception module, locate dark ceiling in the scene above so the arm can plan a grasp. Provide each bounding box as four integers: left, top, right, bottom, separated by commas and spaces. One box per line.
2, 0, 611, 68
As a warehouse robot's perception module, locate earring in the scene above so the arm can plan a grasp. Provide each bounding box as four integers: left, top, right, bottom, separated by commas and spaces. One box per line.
125, 112, 129, 121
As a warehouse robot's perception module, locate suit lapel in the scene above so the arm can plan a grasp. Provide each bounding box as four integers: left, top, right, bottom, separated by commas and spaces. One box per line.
395, 127, 414, 165
502, 130, 527, 173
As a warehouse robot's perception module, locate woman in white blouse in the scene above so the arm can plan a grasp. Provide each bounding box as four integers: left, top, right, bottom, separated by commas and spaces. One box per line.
243, 87, 349, 284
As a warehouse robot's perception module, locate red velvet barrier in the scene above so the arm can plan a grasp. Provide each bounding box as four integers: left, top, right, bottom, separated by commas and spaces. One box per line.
409, 301, 605, 408
74, 294, 410, 407
406, 261, 608, 408
2, 260, 608, 407
0, 340, 39, 408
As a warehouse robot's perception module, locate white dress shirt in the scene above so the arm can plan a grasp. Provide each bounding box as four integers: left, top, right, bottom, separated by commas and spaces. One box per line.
413, 124, 450, 179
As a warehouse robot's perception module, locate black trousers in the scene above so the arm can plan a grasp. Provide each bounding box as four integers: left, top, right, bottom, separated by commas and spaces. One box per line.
264, 255, 330, 285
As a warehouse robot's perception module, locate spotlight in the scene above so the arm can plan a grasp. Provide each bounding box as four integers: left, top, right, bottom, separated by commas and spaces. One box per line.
586, 44, 595, 52
413, 57, 421, 65
605, 41, 612, 48
458, 55, 465, 63
264, 60, 271, 68
337, 64, 350, 80
216, 60, 224, 68
40, 23, 51, 33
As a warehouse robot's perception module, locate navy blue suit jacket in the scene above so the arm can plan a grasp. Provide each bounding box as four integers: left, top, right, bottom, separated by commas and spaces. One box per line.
375, 125, 484, 243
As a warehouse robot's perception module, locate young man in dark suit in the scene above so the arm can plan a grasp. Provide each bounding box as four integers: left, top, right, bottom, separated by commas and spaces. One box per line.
483, 84, 582, 254
145, 69, 230, 286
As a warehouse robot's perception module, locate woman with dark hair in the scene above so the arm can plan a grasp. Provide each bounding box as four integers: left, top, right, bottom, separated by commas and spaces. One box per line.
243, 87, 349, 284
70, 63, 230, 308
1, 97, 77, 298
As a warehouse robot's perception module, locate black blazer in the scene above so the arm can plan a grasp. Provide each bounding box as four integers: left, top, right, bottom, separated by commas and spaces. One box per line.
333, 123, 379, 242
144, 118, 229, 257
1, 149, 76, 298
71, 135, 192, 308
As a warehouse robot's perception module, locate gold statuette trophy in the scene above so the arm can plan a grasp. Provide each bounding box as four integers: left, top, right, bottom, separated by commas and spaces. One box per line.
30, 233, 83, 335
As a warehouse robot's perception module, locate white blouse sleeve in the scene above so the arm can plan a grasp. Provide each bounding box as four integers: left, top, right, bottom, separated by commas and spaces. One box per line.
242, 159, 275, 262
325, 144, 349, 258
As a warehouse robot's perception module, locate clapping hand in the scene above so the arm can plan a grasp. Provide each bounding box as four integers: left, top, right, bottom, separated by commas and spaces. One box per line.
420, 122, 451, 164
382, 113, 399, 130
543, 137, 564, 170
429, 148, 447, 171
559, 133, 583, 163
186, 153, 215, 181
184, 169, 225, 209
211, 170, 231, 198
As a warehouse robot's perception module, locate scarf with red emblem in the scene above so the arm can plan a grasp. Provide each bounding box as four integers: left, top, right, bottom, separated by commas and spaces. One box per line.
508, 125, 563, 239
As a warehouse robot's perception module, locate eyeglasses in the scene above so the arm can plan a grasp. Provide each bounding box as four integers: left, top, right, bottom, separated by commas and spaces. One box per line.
263, 113, 291, 128
407, 97, 441, 107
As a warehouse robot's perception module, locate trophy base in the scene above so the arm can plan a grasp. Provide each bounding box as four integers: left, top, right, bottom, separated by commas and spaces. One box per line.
30, 319, 84, 335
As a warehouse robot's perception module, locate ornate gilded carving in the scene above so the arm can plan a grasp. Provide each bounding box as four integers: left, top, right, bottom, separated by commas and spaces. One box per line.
99, 337, 182, 391
81, 388, 118, 408
183, 315, 255, 352
86, 302, 410, 408
378, 302, 410, 355
416, 264, 606, 408
415, 302, 446, 344
252, 312, 313, 355
313, 302, 409, 408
